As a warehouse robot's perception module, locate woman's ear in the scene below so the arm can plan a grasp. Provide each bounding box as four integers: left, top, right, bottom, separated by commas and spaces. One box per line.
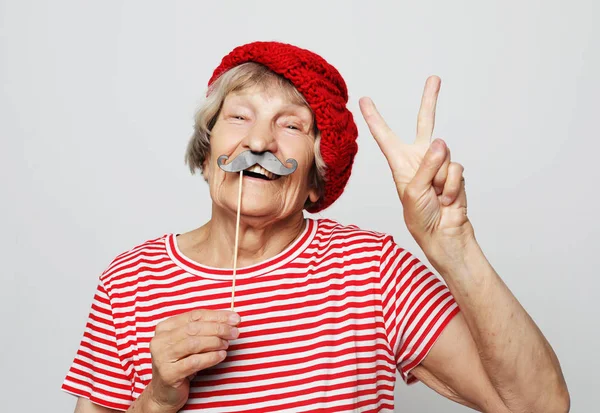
308, 188, 320, 204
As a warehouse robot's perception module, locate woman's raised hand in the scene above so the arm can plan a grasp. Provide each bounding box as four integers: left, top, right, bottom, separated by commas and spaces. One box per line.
145, 309, 241, 412
359, 76, 473, 253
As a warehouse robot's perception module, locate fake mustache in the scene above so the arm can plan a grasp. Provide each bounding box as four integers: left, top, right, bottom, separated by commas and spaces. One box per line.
217, 150, 298, 176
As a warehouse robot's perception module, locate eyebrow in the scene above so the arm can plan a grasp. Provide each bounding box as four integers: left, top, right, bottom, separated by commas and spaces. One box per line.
228, 94, 311, 115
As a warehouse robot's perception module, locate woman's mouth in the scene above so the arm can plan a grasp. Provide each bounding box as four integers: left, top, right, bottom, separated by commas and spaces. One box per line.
242, 164, 280, 181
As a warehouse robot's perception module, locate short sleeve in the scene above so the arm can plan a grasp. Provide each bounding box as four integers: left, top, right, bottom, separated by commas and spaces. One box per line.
62, 280, 134, 411
379, 235, 460, 384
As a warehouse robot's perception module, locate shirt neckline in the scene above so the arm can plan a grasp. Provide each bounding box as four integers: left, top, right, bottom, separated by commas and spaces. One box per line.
165, 218, 318, 280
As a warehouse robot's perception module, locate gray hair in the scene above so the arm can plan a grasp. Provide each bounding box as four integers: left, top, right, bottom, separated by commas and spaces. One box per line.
185, 62, 326, 208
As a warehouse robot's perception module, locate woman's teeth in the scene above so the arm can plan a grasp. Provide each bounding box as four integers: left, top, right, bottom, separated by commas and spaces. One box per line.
245, 164, 276, 180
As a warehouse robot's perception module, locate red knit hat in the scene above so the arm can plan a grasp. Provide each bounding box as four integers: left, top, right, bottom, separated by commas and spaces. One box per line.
208, 41, 358, 213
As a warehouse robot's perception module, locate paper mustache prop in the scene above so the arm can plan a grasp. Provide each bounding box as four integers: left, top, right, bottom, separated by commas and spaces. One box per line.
217, 150, 298, 176
216, 150, 298, 312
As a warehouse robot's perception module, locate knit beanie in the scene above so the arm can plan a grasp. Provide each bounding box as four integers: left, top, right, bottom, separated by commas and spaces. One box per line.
208, 41, 358, 213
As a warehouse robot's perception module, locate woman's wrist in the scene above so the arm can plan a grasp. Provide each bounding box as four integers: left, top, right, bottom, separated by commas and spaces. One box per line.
423, 229, 482, 281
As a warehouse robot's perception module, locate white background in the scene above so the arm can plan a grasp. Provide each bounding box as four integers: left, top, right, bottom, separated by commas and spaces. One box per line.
1, 0, 598, 411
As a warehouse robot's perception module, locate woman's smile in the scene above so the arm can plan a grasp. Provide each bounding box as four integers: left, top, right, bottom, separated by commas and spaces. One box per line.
242, 164, 280, 181
240, 171, 279, 184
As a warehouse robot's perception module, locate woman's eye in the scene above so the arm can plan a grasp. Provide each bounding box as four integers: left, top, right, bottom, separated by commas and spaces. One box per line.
233, 115, 245, 120
287, 125, 299, 130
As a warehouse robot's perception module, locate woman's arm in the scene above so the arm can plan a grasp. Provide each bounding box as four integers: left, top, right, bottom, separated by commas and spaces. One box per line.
359, 76, 569, 412
414, 238, 569, 412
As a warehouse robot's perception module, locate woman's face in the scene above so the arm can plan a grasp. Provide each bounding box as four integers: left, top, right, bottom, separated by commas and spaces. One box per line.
203, 84, 320, 220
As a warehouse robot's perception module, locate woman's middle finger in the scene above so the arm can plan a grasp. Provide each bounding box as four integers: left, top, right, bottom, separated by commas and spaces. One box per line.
158, 321, 239, 357
185, 320, 240, 340
415, 76, 441, 144
169, 335, 230, 362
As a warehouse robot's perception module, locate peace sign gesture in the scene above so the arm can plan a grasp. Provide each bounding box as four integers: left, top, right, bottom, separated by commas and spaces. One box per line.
359, 76, 474, 252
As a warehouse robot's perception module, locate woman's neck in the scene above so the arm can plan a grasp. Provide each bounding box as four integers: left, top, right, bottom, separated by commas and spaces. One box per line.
179, 207, 307, 269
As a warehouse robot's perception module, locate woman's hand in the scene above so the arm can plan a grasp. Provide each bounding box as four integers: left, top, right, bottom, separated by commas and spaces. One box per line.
145, 309, 241, 413
359, 76, 474, 259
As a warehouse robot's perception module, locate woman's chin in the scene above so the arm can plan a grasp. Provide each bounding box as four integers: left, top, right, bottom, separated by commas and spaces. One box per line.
214, 196, 281, 218
239, 199, 283, 217
213, 187, 304, 220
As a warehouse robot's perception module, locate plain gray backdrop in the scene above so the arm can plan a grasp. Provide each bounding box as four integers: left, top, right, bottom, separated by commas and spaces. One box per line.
2, 0, 598, 411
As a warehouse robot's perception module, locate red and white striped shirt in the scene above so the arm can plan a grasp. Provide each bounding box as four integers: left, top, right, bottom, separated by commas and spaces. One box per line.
63, 218, 459, 412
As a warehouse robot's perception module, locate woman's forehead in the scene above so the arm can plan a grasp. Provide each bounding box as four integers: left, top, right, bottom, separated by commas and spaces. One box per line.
225, 85, 313, 116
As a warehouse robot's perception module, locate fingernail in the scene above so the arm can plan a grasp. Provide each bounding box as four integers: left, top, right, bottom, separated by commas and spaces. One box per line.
442, 195, 452, 205
432, 140, 444, 153
229, 313, 241, 324
231, 327, 240, 338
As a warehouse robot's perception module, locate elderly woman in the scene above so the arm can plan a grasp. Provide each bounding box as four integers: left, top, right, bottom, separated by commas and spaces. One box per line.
64, 42, 569, 413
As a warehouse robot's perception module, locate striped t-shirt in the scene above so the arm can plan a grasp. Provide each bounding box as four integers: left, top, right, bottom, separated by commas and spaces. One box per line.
62, 218, 459, 412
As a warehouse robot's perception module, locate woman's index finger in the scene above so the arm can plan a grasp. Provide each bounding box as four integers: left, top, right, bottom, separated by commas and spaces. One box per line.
359, 96, 403, 154
157, 309, 237, 332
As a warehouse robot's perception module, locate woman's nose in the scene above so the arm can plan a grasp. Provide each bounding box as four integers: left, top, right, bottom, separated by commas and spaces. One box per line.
244, 122, 278, 154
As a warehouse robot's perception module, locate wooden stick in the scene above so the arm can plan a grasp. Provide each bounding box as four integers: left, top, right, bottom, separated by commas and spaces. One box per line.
231, 170, 243, 311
